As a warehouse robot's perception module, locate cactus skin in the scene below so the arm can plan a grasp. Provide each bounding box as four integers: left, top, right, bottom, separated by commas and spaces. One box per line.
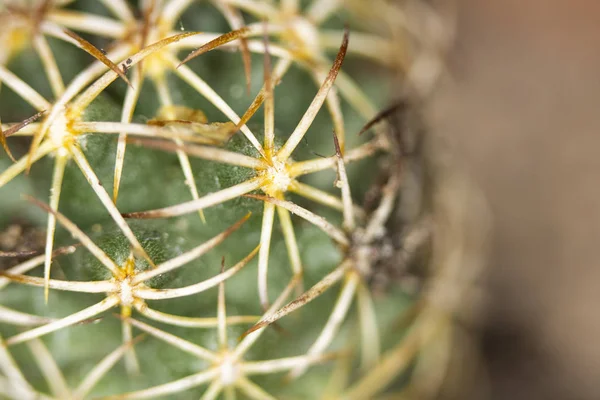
0, 1, 478, 399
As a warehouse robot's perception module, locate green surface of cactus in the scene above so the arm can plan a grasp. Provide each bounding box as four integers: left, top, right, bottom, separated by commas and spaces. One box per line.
0, 1, 465, 399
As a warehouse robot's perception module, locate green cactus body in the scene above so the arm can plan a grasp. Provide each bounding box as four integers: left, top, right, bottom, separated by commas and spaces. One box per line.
0, 1, 479, 399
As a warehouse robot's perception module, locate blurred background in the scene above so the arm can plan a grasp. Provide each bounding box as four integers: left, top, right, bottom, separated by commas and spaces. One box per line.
429, 0, 600, 399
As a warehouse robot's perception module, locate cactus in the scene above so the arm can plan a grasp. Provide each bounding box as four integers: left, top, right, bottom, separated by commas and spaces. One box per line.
0, 1, 484, 399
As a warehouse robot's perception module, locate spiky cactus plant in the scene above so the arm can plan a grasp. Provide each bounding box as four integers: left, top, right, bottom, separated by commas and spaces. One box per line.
0, 1, 485, 399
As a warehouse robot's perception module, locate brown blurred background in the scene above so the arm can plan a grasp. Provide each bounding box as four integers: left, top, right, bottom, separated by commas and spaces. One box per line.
429, 0, 600, 399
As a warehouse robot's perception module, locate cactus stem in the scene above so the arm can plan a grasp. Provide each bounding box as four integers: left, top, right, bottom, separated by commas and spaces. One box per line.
0, 1, 437, 396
